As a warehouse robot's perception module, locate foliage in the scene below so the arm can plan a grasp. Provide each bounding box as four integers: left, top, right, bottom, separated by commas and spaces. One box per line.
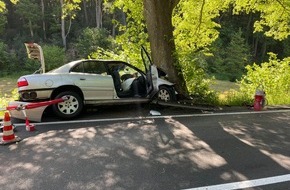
112, 0, 149, 67
173, 0, 231, 53
233, 0, 290, 40
14, 0, 41, 29
207, 28, 251, 81
0, 41, 18, 76
62, 0, 81, 19
42, 45, 67, 71
90, 46, 129, 62
0, 88, 18, 117
0, 12, 7, 34
0, 1, 5, 12
239, 53, 290, 105
180, 51, 219, 105
74, 27, 114, 59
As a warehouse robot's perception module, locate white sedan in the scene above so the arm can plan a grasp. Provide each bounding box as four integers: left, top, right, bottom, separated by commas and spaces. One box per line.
13, 47, 176, 120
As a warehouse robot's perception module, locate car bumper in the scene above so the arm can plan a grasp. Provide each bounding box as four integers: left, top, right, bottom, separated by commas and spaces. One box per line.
8, 101, 47, 122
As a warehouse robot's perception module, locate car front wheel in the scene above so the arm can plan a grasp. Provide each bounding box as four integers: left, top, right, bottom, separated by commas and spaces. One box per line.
52, 91, 83, 119
157, 86, 176, 102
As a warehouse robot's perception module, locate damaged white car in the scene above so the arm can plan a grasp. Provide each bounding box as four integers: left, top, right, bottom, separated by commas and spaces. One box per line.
11, 47, 176, 120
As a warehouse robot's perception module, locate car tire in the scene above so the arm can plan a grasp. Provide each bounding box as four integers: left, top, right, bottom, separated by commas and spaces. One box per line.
52, 91, 83, 119
157, 86, 176, 102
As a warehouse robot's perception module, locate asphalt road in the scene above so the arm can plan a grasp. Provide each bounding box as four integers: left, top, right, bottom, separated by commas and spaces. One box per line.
1, 105, 290, 190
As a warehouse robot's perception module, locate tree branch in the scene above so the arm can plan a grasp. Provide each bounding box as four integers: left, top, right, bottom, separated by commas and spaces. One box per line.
195, 0, 206, 35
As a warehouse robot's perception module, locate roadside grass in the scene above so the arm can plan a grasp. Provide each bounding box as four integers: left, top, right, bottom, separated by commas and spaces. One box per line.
0, 76, 18, 96
0, 76, 20, 117
210, 79, 240, 92
209, 80, 253, 106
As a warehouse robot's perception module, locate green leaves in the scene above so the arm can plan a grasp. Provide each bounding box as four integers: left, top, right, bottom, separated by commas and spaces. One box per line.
75, 27, 114, 59
0, 1, 5, 12
62, 0, 81, 19
173, 0, 231, 53
112, 0, 148, 66
240, 53, 290, 105
233, 0, 290, 40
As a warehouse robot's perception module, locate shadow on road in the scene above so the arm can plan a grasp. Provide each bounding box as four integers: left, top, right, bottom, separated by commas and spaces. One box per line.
174, 113, 290, 187
1, 111, 290, 190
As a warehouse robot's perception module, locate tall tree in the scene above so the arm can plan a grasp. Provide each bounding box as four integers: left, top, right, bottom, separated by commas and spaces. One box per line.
14, 0, 41, 38
82, 0, 89, 25
60, 0, 66, 48
41, 0, 46, 40
60, 0, 81, 49
95, 0, 102, 28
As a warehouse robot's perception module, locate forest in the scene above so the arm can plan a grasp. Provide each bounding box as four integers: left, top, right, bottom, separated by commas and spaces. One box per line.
0, 0, 290, 105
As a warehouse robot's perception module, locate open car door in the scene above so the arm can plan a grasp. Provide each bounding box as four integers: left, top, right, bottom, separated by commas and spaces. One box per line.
141, 46, 158, 98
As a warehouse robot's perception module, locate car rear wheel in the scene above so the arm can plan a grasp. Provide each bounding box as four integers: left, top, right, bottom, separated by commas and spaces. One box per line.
52, 91, 83, 119
157, 86, 176, 102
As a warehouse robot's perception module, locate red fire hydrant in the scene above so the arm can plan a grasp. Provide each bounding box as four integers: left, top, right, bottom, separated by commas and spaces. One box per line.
254, 89, 266, 111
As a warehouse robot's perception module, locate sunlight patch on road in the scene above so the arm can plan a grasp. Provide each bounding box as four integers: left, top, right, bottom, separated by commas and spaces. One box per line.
260, 149, 290, 170
159, 117, 227, 170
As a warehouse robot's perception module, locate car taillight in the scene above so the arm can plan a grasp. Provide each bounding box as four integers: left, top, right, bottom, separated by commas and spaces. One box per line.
17, 77, 29, 87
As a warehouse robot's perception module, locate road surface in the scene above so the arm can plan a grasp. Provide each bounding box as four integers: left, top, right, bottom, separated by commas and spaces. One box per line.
1, 105, 290, 190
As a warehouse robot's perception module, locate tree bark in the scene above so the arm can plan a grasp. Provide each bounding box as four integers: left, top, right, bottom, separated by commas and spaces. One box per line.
41, 0, 46, 40
95, 0, 102, 28
83, 0, 89, 26
143, 0, 188, 97
112, 12, 116, 37
60, 0, 66, 49
29, 19, 34, 38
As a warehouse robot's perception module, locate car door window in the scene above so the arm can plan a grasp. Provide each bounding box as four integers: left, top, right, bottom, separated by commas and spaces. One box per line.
83, 61, 107, 75
71, 62, 84, 73
71, 61, 107, 75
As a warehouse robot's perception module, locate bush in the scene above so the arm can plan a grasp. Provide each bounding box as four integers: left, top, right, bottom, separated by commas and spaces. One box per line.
180, 51, 219, 105
74, 28, 114, 59
0, 41, 18, 76
42, 45, 66, 71
239, 53, 290, 105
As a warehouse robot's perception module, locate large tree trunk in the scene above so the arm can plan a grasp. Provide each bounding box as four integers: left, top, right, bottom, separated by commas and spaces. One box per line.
143, 0, 188, 97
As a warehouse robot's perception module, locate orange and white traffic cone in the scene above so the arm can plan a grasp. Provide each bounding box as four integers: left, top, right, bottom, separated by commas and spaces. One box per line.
0, 111, 21, 145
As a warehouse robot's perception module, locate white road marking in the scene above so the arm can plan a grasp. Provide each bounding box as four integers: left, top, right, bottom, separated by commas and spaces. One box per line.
12, 109, 290, 127
183, 174, 290, 190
